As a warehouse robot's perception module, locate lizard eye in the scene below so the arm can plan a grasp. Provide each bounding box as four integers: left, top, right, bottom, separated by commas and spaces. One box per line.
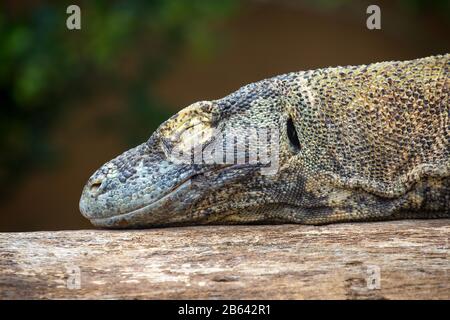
287, 117, 300, 151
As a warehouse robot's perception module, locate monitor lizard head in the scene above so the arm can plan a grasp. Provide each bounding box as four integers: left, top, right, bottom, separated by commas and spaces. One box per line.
80, 77, 307, 228
80, 54, 450, 227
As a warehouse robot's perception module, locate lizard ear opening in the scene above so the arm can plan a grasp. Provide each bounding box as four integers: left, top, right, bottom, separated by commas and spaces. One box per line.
287, 117, 300, 151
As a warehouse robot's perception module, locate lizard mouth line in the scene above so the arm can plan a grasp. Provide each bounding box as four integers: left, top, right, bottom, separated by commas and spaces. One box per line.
90, 176, 193, 226
89, 163, 257, 226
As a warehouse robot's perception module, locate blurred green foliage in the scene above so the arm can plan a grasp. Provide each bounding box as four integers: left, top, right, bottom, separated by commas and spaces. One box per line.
0, 0, 237, 196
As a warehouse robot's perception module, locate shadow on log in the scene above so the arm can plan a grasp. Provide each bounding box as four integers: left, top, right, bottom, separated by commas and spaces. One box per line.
0, 220, 449, 299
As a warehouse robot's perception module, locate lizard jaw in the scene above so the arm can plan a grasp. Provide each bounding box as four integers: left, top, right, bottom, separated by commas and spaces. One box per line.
85, 177, 195, 228
80, 162, 258, 228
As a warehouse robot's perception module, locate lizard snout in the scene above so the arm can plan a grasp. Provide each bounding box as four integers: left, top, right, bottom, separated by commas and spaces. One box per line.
79, 173, 109, 220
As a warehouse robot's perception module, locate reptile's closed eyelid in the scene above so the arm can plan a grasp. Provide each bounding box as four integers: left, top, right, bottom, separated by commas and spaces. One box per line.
209, 107, 221, 125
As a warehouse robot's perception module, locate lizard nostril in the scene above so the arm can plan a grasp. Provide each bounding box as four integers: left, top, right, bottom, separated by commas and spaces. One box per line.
89, 181, 102, 193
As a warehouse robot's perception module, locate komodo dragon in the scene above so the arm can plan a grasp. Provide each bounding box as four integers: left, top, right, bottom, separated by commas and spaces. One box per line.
80, 54, 449, 228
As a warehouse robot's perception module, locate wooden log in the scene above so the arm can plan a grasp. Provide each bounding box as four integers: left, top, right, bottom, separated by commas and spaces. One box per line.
0, 220, 449, 299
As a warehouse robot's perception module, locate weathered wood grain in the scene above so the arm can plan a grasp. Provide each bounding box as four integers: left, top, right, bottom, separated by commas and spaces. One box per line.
0, 220, 449, 299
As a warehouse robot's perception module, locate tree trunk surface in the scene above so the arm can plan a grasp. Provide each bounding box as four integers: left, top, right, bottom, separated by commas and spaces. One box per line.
0, 219, 449, 299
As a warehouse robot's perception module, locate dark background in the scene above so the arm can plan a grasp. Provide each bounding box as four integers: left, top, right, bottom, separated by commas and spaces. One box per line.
0, 0, 449, 231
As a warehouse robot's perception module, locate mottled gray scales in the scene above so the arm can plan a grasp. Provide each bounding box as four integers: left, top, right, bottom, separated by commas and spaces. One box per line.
80, 54, 450, 228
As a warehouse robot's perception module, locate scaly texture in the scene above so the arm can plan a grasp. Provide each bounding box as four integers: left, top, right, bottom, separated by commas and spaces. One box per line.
80, 54, 449, 228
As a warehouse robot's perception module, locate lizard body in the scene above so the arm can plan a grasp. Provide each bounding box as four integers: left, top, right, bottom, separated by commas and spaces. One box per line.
80, 54, 449, 228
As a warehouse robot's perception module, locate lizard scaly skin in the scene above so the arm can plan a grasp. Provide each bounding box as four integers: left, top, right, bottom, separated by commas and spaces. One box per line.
80, 54, 449, 228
